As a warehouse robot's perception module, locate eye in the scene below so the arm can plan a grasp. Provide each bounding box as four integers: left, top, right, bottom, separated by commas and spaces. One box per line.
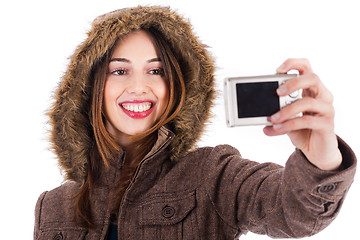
111, 68, 127, 76
149, 68, 164, 75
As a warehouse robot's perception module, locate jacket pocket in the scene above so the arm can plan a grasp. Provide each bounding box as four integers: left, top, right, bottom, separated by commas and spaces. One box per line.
37, 228, 88, 240
137, 190, 198, 239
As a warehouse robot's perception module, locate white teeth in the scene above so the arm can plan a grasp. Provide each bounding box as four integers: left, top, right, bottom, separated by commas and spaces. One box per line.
122, 102, 151, 112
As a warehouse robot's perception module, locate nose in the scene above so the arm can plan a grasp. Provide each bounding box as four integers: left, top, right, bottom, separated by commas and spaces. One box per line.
127, 74, 149, 95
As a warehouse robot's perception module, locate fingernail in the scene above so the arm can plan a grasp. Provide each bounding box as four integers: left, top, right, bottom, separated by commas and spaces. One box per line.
277, 85, 287, 95
273, 123, 282, 129
271, 113, 280, 121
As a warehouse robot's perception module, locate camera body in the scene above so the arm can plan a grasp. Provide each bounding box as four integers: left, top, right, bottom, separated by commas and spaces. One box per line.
224, 74, 301, 127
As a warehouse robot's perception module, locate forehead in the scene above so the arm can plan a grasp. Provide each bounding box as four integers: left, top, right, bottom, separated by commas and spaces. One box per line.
111, 30, 158, 59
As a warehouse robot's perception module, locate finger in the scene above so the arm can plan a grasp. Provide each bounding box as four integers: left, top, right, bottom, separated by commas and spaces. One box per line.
276, 74, 318, 97
276, 58, 313, 75
264, 115, 334, 136
277, 74, 334, 103
270, 97, 335, 124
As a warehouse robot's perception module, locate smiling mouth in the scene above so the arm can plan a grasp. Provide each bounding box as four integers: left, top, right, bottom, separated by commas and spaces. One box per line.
119, 101, 154, 119
121, 102, 152, 112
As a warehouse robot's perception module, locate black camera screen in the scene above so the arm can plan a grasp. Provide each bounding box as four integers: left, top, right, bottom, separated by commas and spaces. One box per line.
236, 82, 280, 118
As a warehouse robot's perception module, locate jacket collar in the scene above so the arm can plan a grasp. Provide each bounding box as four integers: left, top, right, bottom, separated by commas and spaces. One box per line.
98, 126, 175, 187
143, 126, 175, 160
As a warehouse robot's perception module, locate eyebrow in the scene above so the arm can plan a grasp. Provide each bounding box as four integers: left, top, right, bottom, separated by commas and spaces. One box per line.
109, 57, 161, 63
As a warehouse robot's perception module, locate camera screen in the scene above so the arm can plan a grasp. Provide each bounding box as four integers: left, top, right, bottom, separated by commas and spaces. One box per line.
236, 82, 280, 118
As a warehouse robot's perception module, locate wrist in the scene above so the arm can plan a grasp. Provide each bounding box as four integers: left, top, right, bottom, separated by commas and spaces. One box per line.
311, 149, 343, 171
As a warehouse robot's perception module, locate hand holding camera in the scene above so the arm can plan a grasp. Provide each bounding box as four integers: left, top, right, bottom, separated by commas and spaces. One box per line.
226, 58, 342, 171
265, 58, 342, 171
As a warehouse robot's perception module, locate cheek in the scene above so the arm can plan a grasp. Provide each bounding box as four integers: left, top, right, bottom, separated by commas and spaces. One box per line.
157, 81, 170, 108
103, 79, 121, 112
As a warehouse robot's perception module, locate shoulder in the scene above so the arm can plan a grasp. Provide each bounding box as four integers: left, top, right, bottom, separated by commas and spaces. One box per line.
189, 144, 254, 168
34, 182, 91, 239
181, 144, 270, 175
175, 144, 242, 170
184, 145, 285, 185
188, 144, 242, 161
38, 181, 80, 208
35, 182, 81, 229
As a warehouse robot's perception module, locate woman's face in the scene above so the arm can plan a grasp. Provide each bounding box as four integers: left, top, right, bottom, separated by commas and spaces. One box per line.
103, 30, 169, 147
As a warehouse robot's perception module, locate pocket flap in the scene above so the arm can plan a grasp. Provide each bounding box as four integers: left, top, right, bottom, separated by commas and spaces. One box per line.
138, 190, 196, 226
38, 229, 88, 240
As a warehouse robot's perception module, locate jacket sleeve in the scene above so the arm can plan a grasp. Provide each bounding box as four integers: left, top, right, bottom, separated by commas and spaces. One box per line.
34, 191, 48, 240
203, 136, 356, 238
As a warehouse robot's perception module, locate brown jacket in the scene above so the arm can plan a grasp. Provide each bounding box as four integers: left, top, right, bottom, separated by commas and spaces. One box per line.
34, 6, 357, 239
34, 127, 356, 239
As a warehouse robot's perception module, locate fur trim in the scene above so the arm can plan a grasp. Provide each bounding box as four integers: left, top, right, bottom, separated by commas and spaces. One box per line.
49, 6, 216, 182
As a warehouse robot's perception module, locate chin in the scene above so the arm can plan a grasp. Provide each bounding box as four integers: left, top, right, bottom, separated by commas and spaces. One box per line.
124, 124, 153, 136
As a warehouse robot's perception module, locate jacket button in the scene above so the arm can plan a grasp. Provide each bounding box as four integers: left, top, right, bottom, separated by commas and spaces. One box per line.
318, 183, 336, 194
162, 205, 175, 218
53, 232, 63, 240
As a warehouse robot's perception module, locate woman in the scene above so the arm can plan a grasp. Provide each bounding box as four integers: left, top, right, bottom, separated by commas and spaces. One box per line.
34, 6, 356, 239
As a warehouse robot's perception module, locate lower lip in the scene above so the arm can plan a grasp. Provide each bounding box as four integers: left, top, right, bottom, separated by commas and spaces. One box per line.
120, 105, 154, 119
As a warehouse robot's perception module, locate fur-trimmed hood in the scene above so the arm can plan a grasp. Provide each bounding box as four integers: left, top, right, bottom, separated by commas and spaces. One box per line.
49, 6, 216, 182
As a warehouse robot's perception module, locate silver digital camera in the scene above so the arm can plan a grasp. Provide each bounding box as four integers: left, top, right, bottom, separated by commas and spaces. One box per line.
224, 74, 301, 127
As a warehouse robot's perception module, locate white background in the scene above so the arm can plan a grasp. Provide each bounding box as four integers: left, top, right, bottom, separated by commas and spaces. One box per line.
1, 0, 359, 239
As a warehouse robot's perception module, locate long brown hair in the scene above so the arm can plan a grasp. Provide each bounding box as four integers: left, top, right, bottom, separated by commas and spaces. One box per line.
73, 27, 186, 228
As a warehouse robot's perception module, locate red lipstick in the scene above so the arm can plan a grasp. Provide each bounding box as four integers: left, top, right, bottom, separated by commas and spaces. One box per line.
119, 100, 154, 119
